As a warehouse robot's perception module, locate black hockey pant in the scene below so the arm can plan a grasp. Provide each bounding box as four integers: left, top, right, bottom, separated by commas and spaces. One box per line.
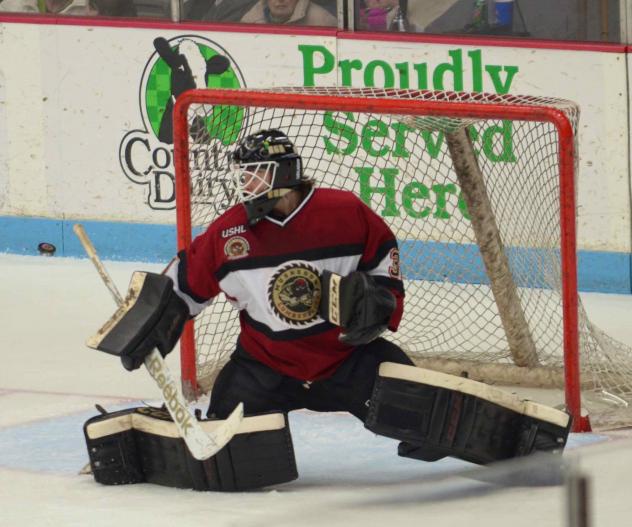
207, 337, 413, 422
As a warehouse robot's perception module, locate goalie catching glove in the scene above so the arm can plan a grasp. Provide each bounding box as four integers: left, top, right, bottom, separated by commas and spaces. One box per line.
87, 272, 189, 371
319, 271, 396, 346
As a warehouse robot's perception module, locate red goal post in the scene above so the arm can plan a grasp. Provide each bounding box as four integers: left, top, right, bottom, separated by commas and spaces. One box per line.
173, 87, 586, 430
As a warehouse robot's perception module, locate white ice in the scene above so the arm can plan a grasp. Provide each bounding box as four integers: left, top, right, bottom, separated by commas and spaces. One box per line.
1, 253, 631, 527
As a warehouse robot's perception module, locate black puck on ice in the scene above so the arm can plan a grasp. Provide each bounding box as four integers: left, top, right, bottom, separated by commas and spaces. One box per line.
37, 242, 56, 256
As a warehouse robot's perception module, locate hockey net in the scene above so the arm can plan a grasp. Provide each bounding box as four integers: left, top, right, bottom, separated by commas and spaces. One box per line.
173, 87, 632, 431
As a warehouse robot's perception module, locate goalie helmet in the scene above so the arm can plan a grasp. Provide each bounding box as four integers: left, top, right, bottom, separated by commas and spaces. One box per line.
230, 129, 304, 225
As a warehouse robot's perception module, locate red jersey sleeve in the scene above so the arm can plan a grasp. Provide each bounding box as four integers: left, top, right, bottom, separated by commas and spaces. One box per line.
176, 228, 221, 305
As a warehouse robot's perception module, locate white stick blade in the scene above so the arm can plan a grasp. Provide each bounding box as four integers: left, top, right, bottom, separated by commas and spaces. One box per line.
186, 402, 245, 460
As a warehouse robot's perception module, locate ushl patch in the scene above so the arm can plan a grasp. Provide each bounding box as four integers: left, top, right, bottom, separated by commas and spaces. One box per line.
221, 225, 247, 238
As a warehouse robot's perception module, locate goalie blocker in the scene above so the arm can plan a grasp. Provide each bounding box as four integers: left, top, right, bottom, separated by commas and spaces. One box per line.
84, 406, 297, 491
319, 270, 396, 346
366, 363, 571, 465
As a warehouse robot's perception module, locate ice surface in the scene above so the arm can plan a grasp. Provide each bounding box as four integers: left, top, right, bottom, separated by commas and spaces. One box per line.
0, 254, 631, 527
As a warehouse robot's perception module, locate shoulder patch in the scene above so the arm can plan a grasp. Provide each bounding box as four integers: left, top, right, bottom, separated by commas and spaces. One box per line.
224, 236, 250, 260
388, 248, 401, 279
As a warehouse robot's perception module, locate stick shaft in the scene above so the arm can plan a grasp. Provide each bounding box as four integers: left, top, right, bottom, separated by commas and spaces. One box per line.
73, 224, 124, 305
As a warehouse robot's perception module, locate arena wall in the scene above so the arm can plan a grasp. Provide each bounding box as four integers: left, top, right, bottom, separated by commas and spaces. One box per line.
0, 17, 630, 292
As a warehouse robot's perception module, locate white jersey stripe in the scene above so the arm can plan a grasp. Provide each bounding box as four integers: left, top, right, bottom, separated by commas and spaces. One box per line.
166, 261, 213, 316
219, 254, 362, 332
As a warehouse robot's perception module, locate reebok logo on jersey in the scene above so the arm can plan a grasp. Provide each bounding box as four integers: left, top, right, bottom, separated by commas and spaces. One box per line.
221, 225, 247, 238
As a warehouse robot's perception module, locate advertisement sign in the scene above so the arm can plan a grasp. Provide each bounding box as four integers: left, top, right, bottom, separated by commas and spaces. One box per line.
0, 21, 629, 290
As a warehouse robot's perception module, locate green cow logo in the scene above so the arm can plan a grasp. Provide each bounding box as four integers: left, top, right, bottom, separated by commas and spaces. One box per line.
119, 35, 246, 210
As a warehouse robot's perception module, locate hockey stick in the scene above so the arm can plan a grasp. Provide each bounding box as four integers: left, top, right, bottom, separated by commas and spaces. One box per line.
72, 224, 123, 305
73, 223, 243, 460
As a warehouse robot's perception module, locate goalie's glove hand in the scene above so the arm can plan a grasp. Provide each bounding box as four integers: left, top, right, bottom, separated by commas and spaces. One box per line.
86, 272, 190, 372
319, 271, 396, 346
119, 289, 189, 371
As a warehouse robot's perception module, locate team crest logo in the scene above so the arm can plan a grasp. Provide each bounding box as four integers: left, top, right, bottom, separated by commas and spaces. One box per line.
224, 236, 250, 259
268, 261, 322, 326
119, 35, 247, 210
388, 248, 401, 278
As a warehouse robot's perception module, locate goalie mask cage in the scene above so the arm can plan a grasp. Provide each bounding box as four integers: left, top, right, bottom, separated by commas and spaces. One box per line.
173, 87, 632, 432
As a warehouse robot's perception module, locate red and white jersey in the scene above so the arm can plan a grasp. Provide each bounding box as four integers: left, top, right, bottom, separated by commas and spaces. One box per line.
170, 187, 404, 381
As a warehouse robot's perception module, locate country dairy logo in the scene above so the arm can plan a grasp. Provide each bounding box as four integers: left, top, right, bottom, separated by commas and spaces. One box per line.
119, 35, 246, 210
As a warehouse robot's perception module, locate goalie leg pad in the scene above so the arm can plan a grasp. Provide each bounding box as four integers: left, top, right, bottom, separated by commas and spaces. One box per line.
84, 410, 145, 485
365, 363, 571, 465
84, 407, 298, 491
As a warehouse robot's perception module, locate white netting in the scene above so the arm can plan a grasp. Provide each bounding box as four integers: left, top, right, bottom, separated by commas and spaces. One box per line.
176, 87, 632, 430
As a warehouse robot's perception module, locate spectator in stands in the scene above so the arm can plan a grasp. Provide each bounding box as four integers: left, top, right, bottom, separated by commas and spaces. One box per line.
357, 0, 400, 31
240, 0, 336, 26
356, 0, 464, 33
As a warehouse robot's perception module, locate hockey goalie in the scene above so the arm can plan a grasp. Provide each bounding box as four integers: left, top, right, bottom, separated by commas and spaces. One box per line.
85, 128, 571, 491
